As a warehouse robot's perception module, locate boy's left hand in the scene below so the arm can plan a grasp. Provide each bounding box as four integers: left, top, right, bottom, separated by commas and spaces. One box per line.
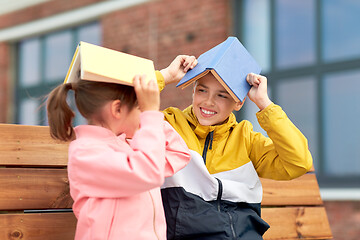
246, 73, 273, 111
160, 55, 197, 85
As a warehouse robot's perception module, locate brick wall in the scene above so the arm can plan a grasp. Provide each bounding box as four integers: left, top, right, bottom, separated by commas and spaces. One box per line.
0, 0, 232, 120
102, 0, 232, 110
324, 201, 360, 240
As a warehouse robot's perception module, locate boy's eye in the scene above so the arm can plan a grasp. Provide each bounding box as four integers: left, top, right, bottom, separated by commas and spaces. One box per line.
218, 94, 228, 99
197, 88, 206, 93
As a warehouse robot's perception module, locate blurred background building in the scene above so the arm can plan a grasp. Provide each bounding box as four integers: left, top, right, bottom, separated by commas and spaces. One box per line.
0, 0, 359, 239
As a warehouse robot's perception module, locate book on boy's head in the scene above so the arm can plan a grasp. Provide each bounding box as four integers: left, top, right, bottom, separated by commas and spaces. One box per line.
176, 36, 261, 103
63, 41, 156, 86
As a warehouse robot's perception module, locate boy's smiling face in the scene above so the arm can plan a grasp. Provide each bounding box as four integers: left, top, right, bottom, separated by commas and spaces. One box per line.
192, 73, 244, 126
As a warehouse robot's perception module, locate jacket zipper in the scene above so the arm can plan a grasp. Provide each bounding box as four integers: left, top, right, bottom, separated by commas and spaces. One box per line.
148, 192, 160, 240
205, 133, 235, 238
202, 131, 214, 164
215, 178, 223, 212
216, 178, 236, 239
227, 212, 237, 239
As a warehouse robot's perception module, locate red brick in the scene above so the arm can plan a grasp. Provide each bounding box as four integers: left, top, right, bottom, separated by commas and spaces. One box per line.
324, 201, 360, 240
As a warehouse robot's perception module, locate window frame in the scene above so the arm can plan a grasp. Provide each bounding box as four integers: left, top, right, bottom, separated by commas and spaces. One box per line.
234, 0, 360, 187
15, 21, 101, 126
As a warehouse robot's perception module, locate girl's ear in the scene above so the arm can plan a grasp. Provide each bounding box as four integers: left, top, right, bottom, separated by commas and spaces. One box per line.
110, 100, 122, 119
234, 97, 246, 111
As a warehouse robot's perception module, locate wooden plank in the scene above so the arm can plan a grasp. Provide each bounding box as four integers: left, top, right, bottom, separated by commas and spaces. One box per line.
0, 168, 73, 210
0, 212, 76, 240
261, 173, 323, 206
0, 124, 69, 167
262, 206, 333, 240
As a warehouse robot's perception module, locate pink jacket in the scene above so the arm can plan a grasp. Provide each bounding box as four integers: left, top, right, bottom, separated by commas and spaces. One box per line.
68, 111, 190, 240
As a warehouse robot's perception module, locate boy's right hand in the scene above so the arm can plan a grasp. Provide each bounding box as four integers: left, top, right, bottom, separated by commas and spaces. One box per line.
160, 55, 197, 85
133, 74, 160, 112
246, 73, 272, 111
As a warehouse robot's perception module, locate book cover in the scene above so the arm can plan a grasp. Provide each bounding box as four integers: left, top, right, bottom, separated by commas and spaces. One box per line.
64, 41, 156, 86
176, 36, 261, 103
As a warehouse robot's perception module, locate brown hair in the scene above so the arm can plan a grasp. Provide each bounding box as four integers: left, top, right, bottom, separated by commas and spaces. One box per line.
46, 80, 137, 141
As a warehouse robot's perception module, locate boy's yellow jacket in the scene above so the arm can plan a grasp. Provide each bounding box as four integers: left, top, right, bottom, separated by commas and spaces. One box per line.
156, 71, 313, 239
162, 104, 313, 180
157, 72, 313, 180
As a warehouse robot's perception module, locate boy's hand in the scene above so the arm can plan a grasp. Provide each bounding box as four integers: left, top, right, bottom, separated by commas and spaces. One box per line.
246, 73, 272, 111
133, 74, 160, 112
160, 55, 197, 85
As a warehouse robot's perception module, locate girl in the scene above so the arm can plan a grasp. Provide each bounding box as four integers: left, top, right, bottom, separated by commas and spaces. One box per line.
46, 75, 191, 240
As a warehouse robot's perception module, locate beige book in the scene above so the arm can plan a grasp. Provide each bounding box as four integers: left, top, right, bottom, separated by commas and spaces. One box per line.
64, 41, 156, 86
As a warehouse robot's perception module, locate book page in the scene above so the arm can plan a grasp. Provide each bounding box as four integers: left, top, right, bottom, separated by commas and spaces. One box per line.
178, 70, 211, 89
64, 45, 81, 84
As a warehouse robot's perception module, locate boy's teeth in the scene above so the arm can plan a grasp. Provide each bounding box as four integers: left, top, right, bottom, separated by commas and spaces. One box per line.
202, 109, 215, 115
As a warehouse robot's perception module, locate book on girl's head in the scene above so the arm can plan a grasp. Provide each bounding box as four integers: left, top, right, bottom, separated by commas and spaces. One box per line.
176, 36, 261, 103
63, 41, 156, 86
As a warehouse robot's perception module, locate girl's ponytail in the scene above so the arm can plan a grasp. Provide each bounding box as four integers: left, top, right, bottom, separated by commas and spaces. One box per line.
47, 79, 137, 141
46, 83, 75, 141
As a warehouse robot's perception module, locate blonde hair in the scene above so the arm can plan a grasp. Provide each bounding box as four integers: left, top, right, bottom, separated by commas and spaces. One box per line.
46, 80, 137, 141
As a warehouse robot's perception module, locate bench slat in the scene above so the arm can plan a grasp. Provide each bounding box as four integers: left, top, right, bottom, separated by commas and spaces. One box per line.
0, 212, 76, 240
0, 168, 72, 210
261, 173, 323, 206
0, 207, 333, 240
1, 168, 323, 210
262, 206, 333, 240
0, 124, 68, 167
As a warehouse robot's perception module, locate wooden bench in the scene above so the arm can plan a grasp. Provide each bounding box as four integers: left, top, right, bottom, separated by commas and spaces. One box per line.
261, 174, 333, 239
0, 124, 333, 240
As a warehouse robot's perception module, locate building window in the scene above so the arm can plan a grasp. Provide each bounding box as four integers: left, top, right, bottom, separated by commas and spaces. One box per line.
275, 0, 316, 69
322, 0, 360, 62
277, 76, 319, 170
16, 22, 101, 126
242, 0, 271, 72
322, 70, 360, 176
18, 38, 41, 87
44, 30, 73, 83
237, 0, 360, 187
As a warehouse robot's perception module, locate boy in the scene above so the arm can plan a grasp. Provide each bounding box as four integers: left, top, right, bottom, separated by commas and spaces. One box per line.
157, 53, 313, 239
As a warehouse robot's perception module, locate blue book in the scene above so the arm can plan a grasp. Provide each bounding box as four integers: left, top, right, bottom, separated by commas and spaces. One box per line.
176, 36, 261, 103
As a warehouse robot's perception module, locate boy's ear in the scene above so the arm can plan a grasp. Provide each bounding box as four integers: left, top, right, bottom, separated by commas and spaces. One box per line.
234, 97, 246, 111
110, 100, 122, 119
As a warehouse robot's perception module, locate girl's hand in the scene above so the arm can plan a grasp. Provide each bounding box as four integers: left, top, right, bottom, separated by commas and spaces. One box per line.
160, 55, 198, 85
133, 74, 160, 112
246, 73, 272, 111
